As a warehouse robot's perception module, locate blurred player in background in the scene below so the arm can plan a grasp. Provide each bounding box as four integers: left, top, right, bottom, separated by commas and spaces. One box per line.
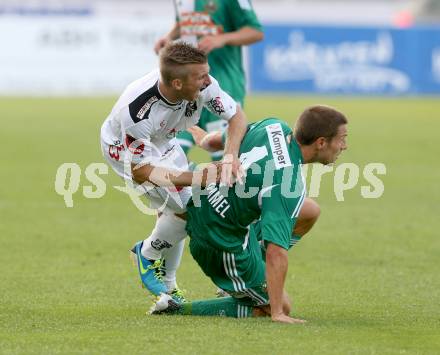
151, 105, 348, 324
100, 42, 247, 305
154, 0, 263, 161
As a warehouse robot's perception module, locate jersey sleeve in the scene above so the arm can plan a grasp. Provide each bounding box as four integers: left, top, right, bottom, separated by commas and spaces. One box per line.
227, 0, 263, 31
259, 180, 305, 250
202, 75, 237, 121
123, 118, 156, 166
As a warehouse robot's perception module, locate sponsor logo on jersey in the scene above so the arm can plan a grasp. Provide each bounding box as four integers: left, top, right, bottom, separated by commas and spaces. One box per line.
266, 123, 292, 169
179, 12, 222, 37
137, 96, 159, 120
208, 97, 225, 115
151, 239, 172, 251
185, 101, 198, 117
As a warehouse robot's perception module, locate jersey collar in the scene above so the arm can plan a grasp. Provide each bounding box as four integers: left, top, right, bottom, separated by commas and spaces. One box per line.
156, 80, 182, 107
289, 137, 304, 164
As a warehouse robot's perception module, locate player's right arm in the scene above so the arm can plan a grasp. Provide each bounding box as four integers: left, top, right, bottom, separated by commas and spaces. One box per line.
260, 183, 306, 324
265, 243, 295, 323
131, 162, 217, 188
126, 133, 219, 188
123, 111, 219, 188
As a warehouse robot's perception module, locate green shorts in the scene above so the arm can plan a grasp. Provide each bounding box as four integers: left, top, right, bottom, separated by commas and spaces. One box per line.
189, 231, 269, 306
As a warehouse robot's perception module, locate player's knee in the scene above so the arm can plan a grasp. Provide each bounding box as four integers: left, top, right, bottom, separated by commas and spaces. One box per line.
309, 199, 321, 222
302, 198, 321, 222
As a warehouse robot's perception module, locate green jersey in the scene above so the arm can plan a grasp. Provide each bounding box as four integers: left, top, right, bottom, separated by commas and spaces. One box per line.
175, 0, 262, 103
186, 118, 306, 253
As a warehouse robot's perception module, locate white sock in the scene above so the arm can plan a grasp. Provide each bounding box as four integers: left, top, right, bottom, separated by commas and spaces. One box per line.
140, 214, 186, 261
161, 239, 185, 291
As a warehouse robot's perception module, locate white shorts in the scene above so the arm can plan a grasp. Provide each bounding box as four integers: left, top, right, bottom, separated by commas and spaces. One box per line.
100, 138, 191, 215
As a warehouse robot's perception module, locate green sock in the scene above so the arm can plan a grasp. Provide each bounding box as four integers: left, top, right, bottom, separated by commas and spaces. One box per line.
180, 297, 253, 318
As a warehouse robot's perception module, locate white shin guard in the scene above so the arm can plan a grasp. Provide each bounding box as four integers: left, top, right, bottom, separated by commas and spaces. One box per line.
161, 239, 185, 292
140, 213, 186, 261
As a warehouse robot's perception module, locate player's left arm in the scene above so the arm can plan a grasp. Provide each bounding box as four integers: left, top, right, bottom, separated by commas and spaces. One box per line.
202, 76, 247, 185
220, 26, 264, 46
187, 126, 224, 152
259, 184, 298, 317
198, 0, 263, 53
198, 27, 263, 53
222, 106, 247, 185
265, 242, 289, 320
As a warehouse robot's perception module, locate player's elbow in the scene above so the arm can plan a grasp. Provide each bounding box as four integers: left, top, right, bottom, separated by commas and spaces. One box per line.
131, 163, 151, 185
254, 30, 264, 43
131, 168, 144, 185
304, 198, 321, 222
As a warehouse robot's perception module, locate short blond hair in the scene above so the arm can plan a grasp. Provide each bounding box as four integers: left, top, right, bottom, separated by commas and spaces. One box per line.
159, 42, 207, 85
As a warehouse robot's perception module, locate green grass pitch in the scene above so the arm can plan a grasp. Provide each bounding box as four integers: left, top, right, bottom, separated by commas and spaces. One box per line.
1, 96, 439, 354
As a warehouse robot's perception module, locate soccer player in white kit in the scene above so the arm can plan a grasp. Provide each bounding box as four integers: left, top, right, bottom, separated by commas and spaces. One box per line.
100, 43, 247, 304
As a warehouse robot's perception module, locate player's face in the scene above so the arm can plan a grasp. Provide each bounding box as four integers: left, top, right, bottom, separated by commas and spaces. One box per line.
318, 124, 348, 165
181, 63, 211, 101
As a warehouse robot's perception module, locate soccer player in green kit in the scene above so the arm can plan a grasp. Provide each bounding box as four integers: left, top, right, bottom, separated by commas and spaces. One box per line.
154, 0, 263, 161
151, 105, 348, 324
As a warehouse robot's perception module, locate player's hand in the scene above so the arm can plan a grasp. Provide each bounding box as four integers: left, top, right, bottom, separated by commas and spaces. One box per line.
198, 35, 226, 54
154, 37, 171, 54
187, 126, 224, 153
220, 153, 244, 187
187, 126, 208, 147
271, 313, 306, 325
197, 161, 222, 187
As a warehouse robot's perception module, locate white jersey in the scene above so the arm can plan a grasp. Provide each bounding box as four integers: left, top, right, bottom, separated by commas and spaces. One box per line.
100, 69, 237, 214
101, 69, 237, 166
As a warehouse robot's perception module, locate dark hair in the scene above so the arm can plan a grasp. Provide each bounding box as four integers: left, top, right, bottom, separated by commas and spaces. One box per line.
159, 42, 207, 85
294, 105, 348, 145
